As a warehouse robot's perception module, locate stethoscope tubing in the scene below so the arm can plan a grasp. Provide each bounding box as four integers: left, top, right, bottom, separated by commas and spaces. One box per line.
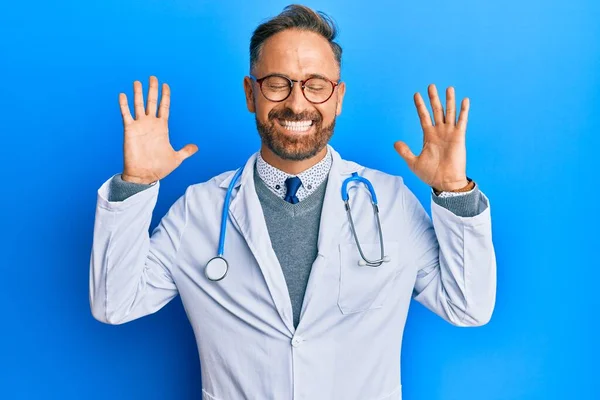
208, 167, 390, 282
217, 167, 244, 256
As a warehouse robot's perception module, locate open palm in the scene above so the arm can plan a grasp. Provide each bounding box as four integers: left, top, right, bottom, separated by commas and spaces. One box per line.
394, 84, 469, 192
119, 76, 198, 184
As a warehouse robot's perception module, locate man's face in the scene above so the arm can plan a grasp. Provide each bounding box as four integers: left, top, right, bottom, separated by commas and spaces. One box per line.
244, 29, 346, 161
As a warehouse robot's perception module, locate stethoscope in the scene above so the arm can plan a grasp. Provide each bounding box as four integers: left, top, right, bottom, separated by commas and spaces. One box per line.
204, 168, 390, 282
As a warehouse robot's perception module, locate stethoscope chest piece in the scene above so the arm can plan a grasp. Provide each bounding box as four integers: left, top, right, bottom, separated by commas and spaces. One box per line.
205, 256, 229, 281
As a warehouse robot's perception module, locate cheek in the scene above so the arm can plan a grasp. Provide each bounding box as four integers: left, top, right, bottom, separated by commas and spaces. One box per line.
255, 99, 275, 123
316, 104, 337, 123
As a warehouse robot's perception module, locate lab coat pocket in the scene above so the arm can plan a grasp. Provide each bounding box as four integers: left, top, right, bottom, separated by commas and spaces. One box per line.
338, 241, 400, 314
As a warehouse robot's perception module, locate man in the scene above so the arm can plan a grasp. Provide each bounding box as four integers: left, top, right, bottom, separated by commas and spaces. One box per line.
89, 4, 496, 399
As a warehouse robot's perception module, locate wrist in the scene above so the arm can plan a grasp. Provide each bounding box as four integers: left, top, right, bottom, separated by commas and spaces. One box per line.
121, 173, 156, 185
432, 177, 473, 195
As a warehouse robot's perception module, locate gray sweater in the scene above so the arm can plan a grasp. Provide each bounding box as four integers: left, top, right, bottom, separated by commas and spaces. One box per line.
253, 166, 327, 328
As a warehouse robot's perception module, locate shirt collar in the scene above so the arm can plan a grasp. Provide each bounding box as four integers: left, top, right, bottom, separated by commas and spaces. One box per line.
256, 147, 332, 199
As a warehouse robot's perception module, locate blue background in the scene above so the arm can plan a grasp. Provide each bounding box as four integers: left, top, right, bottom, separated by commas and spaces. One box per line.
1, 0, 598, 399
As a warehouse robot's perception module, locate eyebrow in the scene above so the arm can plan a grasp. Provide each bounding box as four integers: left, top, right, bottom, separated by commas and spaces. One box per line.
268, 72, 340, 81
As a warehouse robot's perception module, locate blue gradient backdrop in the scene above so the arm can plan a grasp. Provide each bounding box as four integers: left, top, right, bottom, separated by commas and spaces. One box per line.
1, 0, 598, 399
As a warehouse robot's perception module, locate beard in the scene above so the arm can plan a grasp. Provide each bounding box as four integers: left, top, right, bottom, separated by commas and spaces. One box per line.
255, 107, 336, 161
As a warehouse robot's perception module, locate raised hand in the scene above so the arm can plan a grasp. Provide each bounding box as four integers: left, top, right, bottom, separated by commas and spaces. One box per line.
394, 84, 469, 192
119, 76, 198, 184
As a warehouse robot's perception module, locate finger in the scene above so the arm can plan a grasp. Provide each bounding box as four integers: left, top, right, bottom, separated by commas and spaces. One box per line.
158, 83, 171, 120
133, 80, 145, 119
428, 84, 445, 125
446, 87, 456, 125
118, 93, 134, 125
146, 76, 159, 117
413, 92, 432, 128
457, 97, 470, 131
393, 141, 418, 170
177, 144, 199, 162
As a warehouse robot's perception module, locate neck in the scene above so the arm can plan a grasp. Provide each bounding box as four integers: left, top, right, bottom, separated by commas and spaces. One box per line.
260, 145, 328, 175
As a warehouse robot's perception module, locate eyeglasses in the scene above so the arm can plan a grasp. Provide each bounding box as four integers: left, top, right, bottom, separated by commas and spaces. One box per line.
249, 73, 339, 104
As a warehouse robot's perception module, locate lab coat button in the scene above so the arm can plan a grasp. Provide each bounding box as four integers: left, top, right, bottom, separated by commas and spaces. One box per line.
291, 335, 304, 347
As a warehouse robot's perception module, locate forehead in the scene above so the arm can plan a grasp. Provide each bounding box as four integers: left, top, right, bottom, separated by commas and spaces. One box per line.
255, 29, 339, 79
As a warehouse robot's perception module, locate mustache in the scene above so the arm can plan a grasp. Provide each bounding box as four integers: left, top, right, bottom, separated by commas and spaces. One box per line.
268, 108, 322, 123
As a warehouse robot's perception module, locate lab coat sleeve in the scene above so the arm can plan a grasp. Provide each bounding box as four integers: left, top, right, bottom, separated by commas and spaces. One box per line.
89, 176, 186, 325
404, 182, 496, 326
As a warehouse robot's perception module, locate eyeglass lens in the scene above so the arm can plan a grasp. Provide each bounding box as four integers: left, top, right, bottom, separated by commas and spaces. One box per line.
261, 76, 333, 103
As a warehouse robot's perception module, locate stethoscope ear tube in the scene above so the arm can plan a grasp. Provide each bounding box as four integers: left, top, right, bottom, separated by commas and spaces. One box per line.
343, 177, 389, 267
358, 255, 391, 267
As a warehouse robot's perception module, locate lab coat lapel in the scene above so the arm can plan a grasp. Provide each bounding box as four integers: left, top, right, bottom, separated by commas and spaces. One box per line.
316, 146, 355, 259
226, 153, 295, 335
298, 146, 360, 322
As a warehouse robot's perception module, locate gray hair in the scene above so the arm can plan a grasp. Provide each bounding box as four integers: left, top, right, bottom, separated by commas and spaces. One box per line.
249, 4, 342, 72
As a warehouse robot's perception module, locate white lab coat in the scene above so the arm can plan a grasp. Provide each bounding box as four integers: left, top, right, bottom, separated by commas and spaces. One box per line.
89, 145, 496, 400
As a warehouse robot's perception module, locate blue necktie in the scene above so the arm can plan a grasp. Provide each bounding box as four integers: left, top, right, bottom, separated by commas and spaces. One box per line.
284, 177, 302, 204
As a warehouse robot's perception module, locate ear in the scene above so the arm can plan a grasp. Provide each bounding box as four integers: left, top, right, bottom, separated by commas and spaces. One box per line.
243, 76, 255, 113
335, 81, 346, 116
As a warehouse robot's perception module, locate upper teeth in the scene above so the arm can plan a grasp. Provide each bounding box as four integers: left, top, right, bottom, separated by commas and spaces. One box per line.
281, 120, 313, 129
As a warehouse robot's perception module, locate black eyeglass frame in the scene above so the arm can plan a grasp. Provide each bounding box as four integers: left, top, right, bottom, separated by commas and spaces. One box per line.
249, 73, 340, 104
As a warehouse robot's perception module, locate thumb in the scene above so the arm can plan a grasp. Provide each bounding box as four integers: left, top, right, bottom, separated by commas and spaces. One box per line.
393, 141, 417, 169
177, 144, 199, 162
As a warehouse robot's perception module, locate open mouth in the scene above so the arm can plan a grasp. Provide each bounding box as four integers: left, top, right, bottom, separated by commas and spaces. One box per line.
276, 119, 315, 133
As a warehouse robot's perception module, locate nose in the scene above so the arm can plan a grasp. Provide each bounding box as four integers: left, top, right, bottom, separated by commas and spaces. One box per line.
283, 81, 312, 114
